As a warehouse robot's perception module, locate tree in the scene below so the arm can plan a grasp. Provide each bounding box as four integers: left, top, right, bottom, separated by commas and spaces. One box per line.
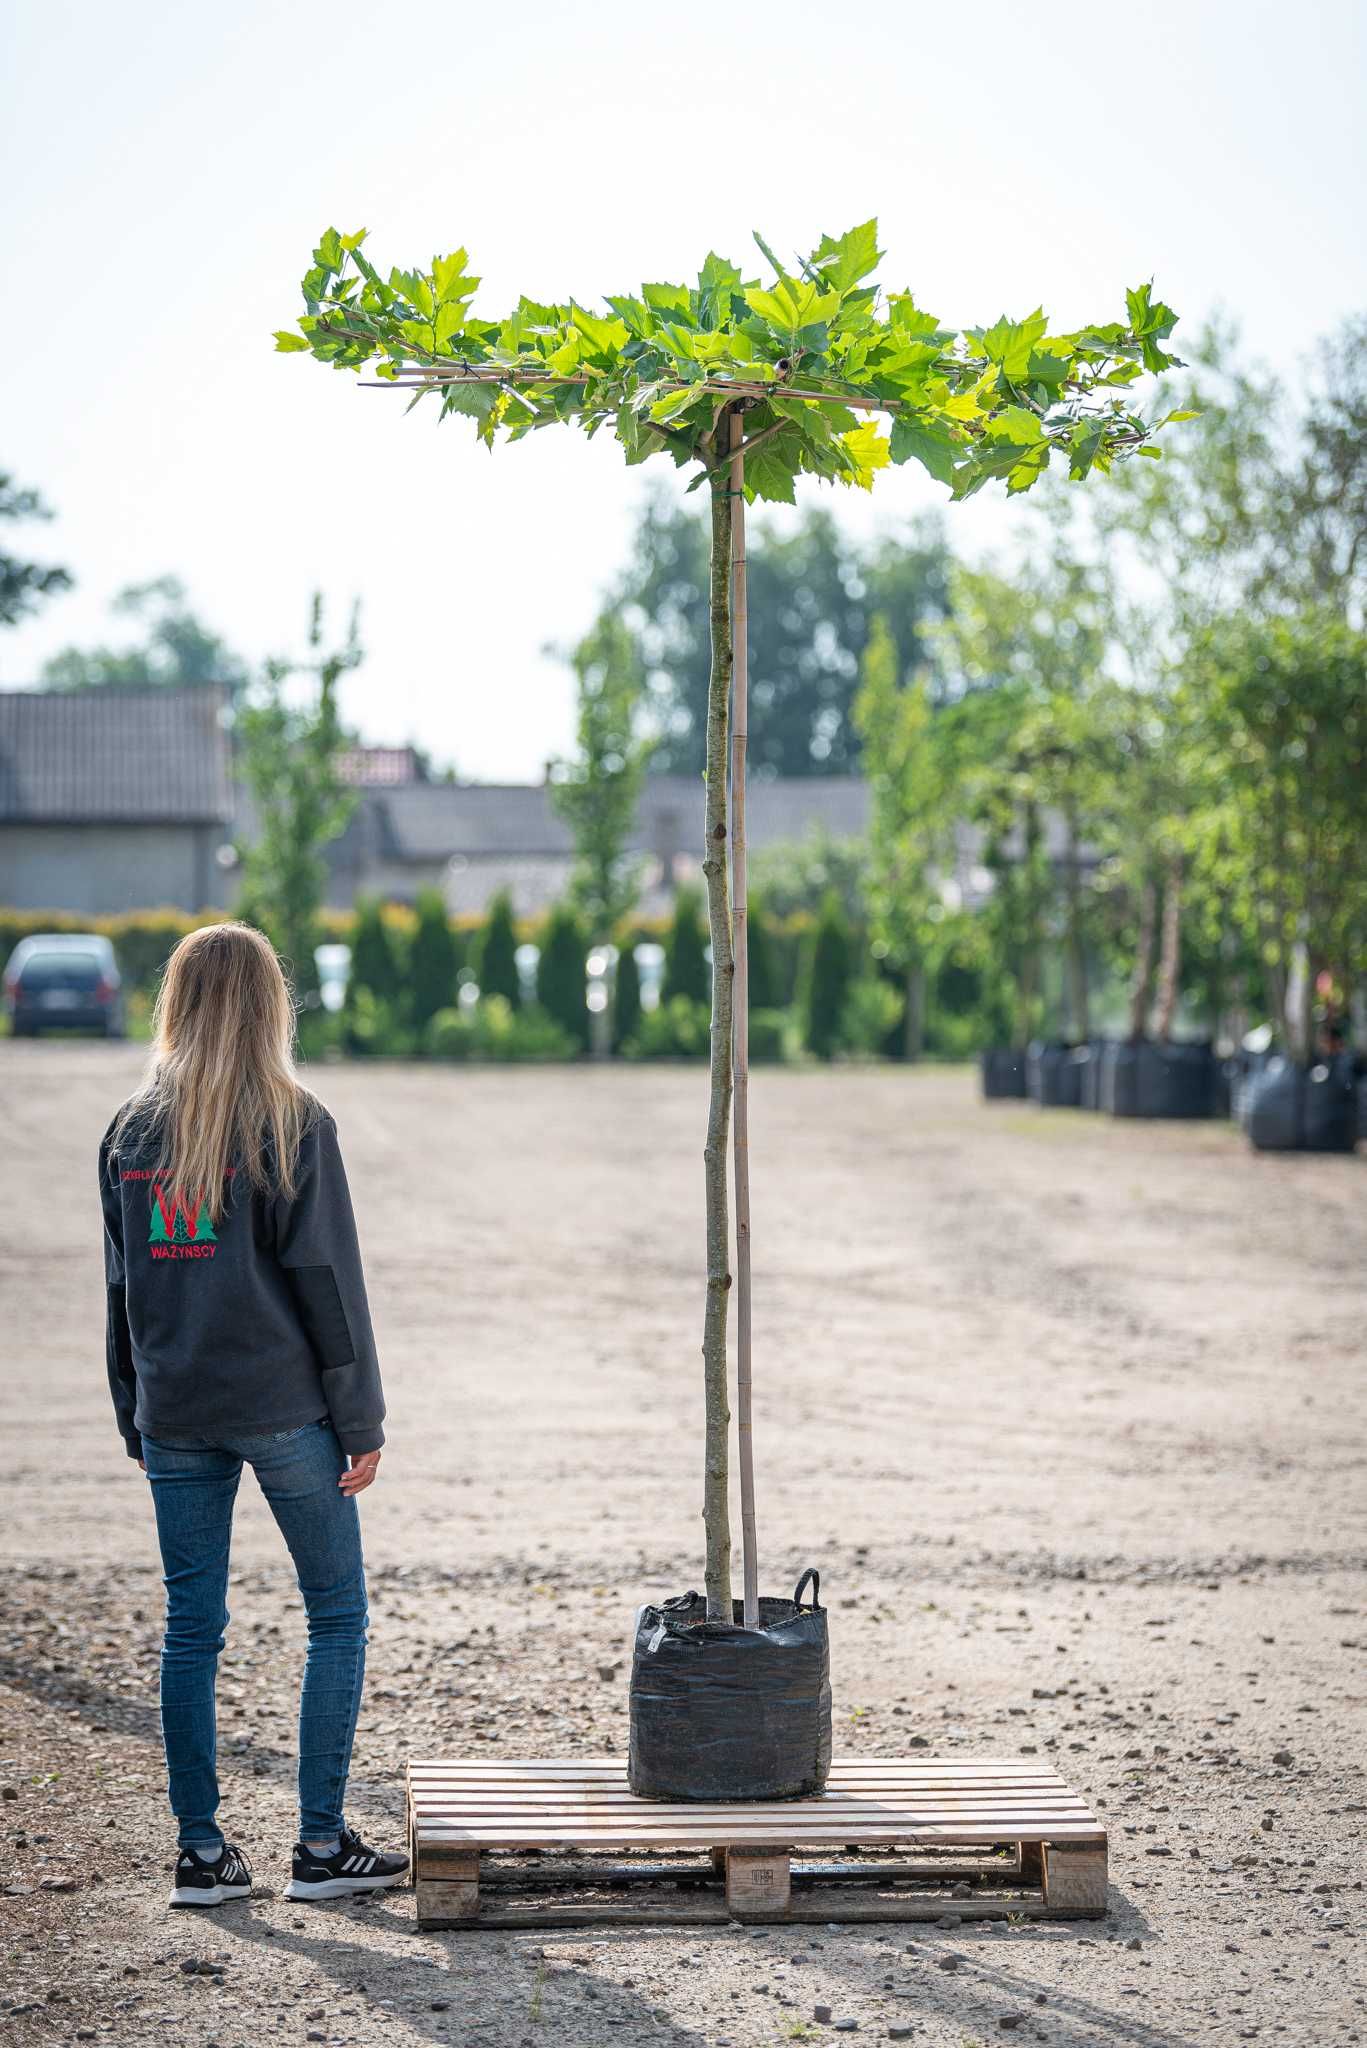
803, 893, 854, 1060
1183, 610, 1367, 1060
662, 886, 708, 1007
613, 942, 642, 1051
236, 597, 359, 996
41, 575, 250, 694
619, 490, 952, 776
0, 472, 73, 629
479, 891, 521, 1008
281, 218, 1183, 1621
549, 611, 653, 938
409, 886, 459, 1031
536, 903, 589, 1051
746, 894, 780, 1013
349, 896, 403, 1004
931, 548, 1123, 1045
853, 613, 946, 1057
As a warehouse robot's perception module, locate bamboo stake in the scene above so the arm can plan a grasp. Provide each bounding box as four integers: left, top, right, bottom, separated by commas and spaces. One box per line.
729, 407, 758, 1631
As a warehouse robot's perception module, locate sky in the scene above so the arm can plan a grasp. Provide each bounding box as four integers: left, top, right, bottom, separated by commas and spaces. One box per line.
3, 0, 1364, 779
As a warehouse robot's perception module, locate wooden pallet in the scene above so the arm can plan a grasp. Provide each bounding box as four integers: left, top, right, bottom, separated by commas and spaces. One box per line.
407, 1756, 1108, 1929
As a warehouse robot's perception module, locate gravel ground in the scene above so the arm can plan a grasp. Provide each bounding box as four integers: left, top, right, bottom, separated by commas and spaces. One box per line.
1, 1041, 1364, 2048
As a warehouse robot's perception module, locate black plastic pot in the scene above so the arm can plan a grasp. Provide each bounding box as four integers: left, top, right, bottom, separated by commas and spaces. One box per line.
1226, 1047, 1273, 1125
1076, 1038, 1109, 1111
980, 1049, 1028, 1100
627, 1571, 831, 1803
1101, 1038, 1218, 1120
1244, 1055, 1358, 1153
1027, 1039, 1084, 1108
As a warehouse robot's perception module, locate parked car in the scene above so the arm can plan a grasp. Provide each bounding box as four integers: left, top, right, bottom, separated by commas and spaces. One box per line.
3, 934, 125, 1038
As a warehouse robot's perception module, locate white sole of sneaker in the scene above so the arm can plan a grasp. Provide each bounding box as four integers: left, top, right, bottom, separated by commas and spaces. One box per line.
284, 1870, 408, 1901
168, 1882, 253, 1908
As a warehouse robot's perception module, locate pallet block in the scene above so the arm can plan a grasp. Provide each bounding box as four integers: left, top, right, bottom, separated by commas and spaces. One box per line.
407, 1756, 1109, 1929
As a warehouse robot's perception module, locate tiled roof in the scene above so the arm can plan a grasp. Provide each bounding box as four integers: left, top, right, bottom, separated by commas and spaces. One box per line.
376, 775, 871, 862
0, 686, 233, 824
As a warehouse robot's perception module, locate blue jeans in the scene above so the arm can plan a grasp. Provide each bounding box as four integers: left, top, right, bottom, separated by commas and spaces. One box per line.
142, 1419, 368, 1851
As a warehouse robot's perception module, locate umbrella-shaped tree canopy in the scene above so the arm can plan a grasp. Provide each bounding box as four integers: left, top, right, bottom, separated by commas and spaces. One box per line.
276, 220, 1186, 501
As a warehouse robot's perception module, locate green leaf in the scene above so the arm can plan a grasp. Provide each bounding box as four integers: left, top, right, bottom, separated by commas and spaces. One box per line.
987, 405, 1044, 445
434, 303, 465, 346
743, 278, 838, 333
835, 419, 891, 489
1024, 347, 1071, 391
642, 282, 692, 320
433, 250, 478, 305
743, 439, 798, 503
976, 310, 1049, 381
273, 329, 309, 352
886, 293, 945, 343
1160, 407, 1201, 425
340, 228, 369, 253
809, 219, 882, 293
889, 415, 956, 485
572, 305, 631, 360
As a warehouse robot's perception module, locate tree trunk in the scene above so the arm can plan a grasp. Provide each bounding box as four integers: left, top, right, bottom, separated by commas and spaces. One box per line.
728, 410, 759, 1630
1015, 801, 1042, 1048
903, 962, 925, 1061
701, 456, 735, 1621
1153, 852, 1183, 1041
1128, 875, 1159, 1040
1063, 807, 1089, 1043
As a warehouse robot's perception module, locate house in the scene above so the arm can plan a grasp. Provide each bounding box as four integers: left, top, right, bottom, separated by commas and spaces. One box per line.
323, 775, 873, 916
0, 686, 235, 914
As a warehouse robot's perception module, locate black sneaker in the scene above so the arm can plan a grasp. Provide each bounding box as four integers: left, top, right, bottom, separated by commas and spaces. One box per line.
285, 1825, 409, 1901
169, 1841, 253, 1908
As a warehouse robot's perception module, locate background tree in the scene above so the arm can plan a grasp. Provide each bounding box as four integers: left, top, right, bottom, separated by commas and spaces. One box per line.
619, 490, 951, 776
536, 902, 590, 1051
612, 942, 642, 1052
236, 596, 359, 997
662, 886, 709, 1007
854, 612, 946, 1057
549, 610, 653, 939
0, 472, 73, 629
41, 575, 250, 694
409, 886, 460, 1032
1183, 610, 1367, 1059
745, 893, 781, 1012
803, 892, 854, 1060
348, 897, 402, 1004
478, 891, 521, 1009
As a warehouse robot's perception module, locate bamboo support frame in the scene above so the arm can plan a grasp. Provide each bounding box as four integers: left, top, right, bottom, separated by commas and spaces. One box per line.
729, 407, 758, 1631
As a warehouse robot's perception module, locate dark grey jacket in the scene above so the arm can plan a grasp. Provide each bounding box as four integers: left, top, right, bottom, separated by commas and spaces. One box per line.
100, 1109, 386, 1461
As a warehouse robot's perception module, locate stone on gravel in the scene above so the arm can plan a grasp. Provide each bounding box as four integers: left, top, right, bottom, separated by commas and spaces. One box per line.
814, 2004, 832, 2022
937, 1954, 963, 1972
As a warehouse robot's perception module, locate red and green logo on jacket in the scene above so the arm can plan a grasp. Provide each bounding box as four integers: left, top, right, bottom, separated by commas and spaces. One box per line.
149, 1187, 218, 1258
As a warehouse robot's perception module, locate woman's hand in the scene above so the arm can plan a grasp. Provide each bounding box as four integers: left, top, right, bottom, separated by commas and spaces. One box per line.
339, 1449, 381, 1496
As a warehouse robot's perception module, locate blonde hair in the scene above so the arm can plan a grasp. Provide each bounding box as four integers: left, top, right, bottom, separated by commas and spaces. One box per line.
114, 922, 317, 1220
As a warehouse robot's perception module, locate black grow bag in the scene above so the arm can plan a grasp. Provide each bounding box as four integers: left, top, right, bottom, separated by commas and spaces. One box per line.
1027, 1039, 1083, 1108
1244, 1055, 1358, 1154
1100, 1038, 1218, 1119
1077, 1038, 1110, 1111
980, 1048, 1028, 1100
628, 1569, 831, 1803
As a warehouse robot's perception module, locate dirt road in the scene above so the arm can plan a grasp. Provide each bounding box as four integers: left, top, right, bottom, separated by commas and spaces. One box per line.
2, 1041, 1364, 2046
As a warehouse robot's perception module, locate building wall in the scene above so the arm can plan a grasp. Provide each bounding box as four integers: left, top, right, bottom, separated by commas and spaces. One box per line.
0, 823, 228, 914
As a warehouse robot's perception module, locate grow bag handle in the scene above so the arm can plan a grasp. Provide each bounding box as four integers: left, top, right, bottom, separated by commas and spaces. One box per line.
793, 1568, 822, 1611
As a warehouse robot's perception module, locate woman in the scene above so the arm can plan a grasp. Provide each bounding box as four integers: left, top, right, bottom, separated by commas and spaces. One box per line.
99, 922, 408, 1909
